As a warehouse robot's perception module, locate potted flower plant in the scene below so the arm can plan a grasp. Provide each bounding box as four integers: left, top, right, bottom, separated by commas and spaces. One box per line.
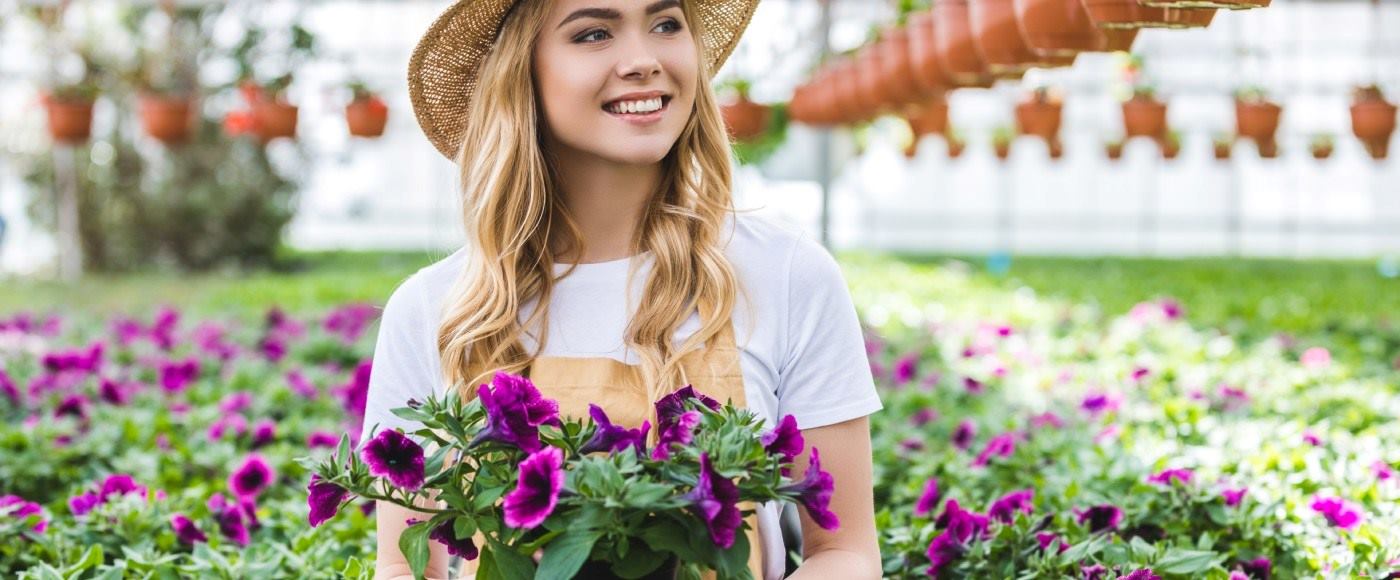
992, 125, 1015, 160
252, 73, 299, 141
718, 77, 772, 142
40, 82, 100, 145
1212, 132, 1234, 160
1105, 138, 1125, 160
1014, 0, 1102, 57
968, 0, 1039, 76
136, 54, 199, 145
908, 10, 951, 95
1234, 85, 1282, 145
1159, 128, 1182, 160
947, 127, 968, 158
1015, 86, 1063, 143
1350, 84, 1396, 160
934, 0, 995, 87
1140, 0, 1269, 9
1309, 132, 1334, 160
1123, 85, 1168, 140
345, 79, 389, 139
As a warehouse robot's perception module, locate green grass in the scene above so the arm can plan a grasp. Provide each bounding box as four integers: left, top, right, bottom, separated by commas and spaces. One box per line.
3, 250, 1398, 337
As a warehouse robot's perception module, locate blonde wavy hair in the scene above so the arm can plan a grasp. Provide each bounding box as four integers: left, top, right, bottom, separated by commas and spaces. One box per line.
438, 0, 747, 401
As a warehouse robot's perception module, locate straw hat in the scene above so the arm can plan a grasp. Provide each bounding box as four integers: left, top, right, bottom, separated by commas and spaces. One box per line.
407, 0, 762, 161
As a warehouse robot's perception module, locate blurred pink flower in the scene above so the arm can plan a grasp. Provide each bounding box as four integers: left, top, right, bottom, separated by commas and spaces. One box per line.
1300, 347, 1332, 370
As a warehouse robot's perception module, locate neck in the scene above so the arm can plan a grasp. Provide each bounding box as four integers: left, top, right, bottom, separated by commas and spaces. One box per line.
549, 150, 661, 264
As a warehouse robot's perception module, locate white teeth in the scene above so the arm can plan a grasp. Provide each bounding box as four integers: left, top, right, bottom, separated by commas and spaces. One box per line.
608, 97, 663, 114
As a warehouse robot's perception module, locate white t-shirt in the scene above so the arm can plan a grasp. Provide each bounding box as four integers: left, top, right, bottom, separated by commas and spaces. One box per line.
361, 212, 882, 579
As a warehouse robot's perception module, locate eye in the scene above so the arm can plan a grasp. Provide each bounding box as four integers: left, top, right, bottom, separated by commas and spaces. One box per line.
656, 18, 683, 34
575, 28, 610, 43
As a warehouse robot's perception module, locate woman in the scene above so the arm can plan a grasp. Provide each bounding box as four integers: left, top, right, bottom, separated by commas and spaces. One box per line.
362, 0, 882, 578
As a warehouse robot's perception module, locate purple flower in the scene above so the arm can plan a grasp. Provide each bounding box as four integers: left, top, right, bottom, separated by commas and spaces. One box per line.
42, 342, 104, 374
502, 447, 564, 529
1035, 531, 1068, 553
0, 369, 19, 407
207, 414, 249, 440
1075, 504, 1123, 533
963, 376, 984, 393
1146, 468, 1194, 487
987, 488, 1034, 523
972, 432, 1018, 467
258, 335, 288, 363
1311, 495, 1363, 530
335, 360, 372, 419
324, 303, 380, 344
219, 391, 254, 414
1081, 392, 1120, 416
67, 492, 100, 516
170, 513, 208, 544
306, 431, 340, 448
251, 419, 277, 448
229, 454, 276, 498
1082, 564, 1108, 579
149, 307, 180, 350
55, 394, 90, 421
471, 372, 560, 453
951, 420, 977, 450
761, 414, 805, 471
651, 410, 701, 461
926, 500, 989, 575
780, 448, 839, 531
686, 452, 743, 547
924, 530, 964, 576
159, 358, 200, 393
911, 408, 939, 427
1374, 460, 1395, 483
99, 474, 144, 502
286, 370, 319, 398
1222, 487, 1248, 507
914, 477, 941, 517
1, 495, 46, 533
430, 520, 480, 560
1303, 430, 1324, 447
362, 428, 426, 490
307, 474, 350, 528
1030, 412, 1065, 429
1239, 557, 1272, 579
207, 493, 251, 546
654, 385, 721, 429
1131, 366, 1151, 381
1120, 570, 1162, 580
579, 404, 650, 456
97, 378, 132, 405
893, 354, 918, 385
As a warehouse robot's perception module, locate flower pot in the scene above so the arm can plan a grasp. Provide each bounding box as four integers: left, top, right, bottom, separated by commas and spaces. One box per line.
1310, 144, 1333, 160
969, 0, 1039, 76
1105, 141, 1124, 160
1149, 4, 1217, 28
1081, 0, 1152, 28
935, 0, 996, 87
41, 93, 95, 145
1049, 138, 1065, 159
1101, 29, 1140, 51
831, 59, 868, 125
253, 99, 299, 141
1159, 138, 1180, 160
720, 94, 771, 142
1256, 139, 1279, 159
139, 93, 195, 144
1213, 141, 1233, 160
1235, 99, 1282, 143
877, 27, 929, 112
907, 99, 951, 138
948, 138, 967, 158
855, 47, 892, 116
1140, 0, 1268, 8
909, 11, 952, 95
1351, 94, 1396, 160
1122, 95, 1168, 139
238, 79, 264, 105
1015, 97, 1062, 141
346, 97, 389, 138
994, 140, 1012, 160
1013, 0, 1103, 56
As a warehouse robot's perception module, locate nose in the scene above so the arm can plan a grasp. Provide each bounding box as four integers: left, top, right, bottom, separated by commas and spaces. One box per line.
616, 38, 661, 80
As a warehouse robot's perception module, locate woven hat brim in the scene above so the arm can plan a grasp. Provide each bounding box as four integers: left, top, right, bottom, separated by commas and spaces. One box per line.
408, 0, 761, 161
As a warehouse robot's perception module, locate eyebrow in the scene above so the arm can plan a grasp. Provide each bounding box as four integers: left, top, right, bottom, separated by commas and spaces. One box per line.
556, 0, 683, 29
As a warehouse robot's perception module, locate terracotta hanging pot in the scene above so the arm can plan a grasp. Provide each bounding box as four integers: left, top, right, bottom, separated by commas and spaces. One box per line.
1150, 4, 1217, 28
1081, 0, 1152, 28
906, 98, 951, 137
139, 92, 195, 144
1159, 133, 1181, 159
41, 92, 96, 145
812, 71, 845, 126
909, 10, 952, 95
253, 98, 299, 141
948, 137, 967, 158
1122, 91, 1168, 139
346, 95, 390, 138
1140, 0, 1268, 8
831, 59, 868, 125
1048, 138, 1065, 160
1014, 0, 1103, 57
1235, 96, 1282, 144
969, 0, 1039, 76
1213, 136, 1234, 160
855, 47, 892, 117
1015, 88, 1063, 142
1351, 86, 1396, 160
935, 0, 996, 87
878, 26, 929, 114
1105, 140, 1124, 160
994, 139, 1013, 160
1309, 136, 1334, 160
1256, 139, 1279, 159
720, 93, 771, 142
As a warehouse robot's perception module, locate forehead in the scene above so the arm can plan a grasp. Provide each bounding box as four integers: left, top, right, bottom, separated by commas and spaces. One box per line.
546, 0, 684, 23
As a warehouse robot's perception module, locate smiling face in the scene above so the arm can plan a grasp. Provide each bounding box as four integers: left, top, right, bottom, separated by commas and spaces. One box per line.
533, 0, 700, 167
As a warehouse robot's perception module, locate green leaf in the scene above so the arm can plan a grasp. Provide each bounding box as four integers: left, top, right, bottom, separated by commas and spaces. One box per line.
536, 530, 601, 580
486, 535, 537, 580
642, 520, 706, 563
713, 533, 751, 579
398, 520, 432, 580
612, 542, 671, 579
62, 544, 103, 578
391, 406, 435, 423
454, 516, 477, 540
1155, 548, 1222, 575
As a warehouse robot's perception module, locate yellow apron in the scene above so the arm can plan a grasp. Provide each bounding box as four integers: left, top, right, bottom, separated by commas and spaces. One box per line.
453, 304, 767, 579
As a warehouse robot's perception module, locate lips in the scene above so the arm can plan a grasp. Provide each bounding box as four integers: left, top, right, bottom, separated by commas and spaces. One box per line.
601, 95, 672, 114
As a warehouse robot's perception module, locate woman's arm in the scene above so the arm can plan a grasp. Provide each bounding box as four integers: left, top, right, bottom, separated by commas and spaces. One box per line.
373, 496, 451, 580
787, 416, 882, 580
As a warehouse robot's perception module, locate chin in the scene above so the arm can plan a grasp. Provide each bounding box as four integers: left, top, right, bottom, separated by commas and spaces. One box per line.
595, 142, 677, 166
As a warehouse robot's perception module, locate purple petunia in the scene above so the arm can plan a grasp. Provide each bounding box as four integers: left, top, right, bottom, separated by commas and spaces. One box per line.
963, 376, 985, 393
0, 368, 19, 407
951, 420, 977, 450
55, 393, 90, 421
1075, 504, 1123, 533
651, 410, 701, 461
1222, 487, 1249, 507
914, 477, 941, 517
987, 488, 1034, 523
1120, 570, 1162, 580
972, 432, 1018, 467
502, 447, 564, 529
68, 492, 100, 516
170, 513, 207, 544
1239, 557, 1272, 579
207, 493, 253, 546
1311, 495, 1364, 530
286, 370, 319, 398
781, 448, 840, 531
654, 385, 720, 429
307, 474, 351, 528
579, 404, 650, 456
910, 408, 939, 427
430, 520, 480, 560
761, 415, 805, 471
251, 419, 277, 448
1146, 468, 1194, 487
306, 431, 340, 448
99, 474, 144, 501
1374, 460, 1396, 483
471, 372, 560, 453
229, 454, 276, 498
893, 354, 919, 385
159, 358, 200, 393
686, 452, 743, 547
1035, 531, 1069, 553
925, 499, 990, 576
1081, 564, 1108, 579
362, 428, 426, 491
335, 360, 373, 419
219, 391, 254, 414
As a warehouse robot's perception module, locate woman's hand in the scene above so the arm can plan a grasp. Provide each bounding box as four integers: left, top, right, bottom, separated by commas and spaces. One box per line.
786, 416, 882, 579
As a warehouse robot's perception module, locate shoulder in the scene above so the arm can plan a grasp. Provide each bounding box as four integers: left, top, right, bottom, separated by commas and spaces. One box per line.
383, 246, 471, 324
724, 212, 842, 289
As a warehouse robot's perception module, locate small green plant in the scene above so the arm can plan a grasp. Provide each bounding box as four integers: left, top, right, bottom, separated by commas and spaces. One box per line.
1310, 132, 1335, 149
346, 78, 378, 103
46, 81, 100, 103
992, 125, 1016, 146
1353, 84, 1386, 102
1213, 131, 1235, 147
1235, 85, 1270, 103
